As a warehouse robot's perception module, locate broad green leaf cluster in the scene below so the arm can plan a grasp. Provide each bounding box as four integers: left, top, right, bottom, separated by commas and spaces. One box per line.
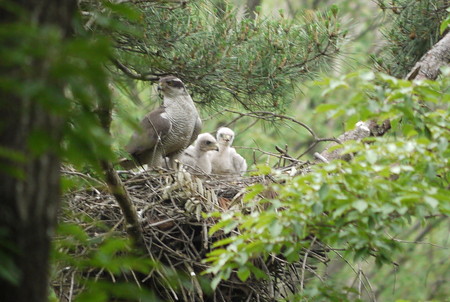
205, 70, 450, 299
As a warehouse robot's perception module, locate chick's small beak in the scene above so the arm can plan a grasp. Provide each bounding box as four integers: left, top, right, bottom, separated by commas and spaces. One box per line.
213, 144, 219, 151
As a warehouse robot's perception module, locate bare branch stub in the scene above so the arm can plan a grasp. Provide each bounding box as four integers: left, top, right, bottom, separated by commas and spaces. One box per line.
111, 58, 161, 82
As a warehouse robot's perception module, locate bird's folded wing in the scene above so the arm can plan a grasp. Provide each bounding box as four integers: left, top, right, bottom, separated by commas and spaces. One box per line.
125, 106, 172, 156
232, 151, 247, 175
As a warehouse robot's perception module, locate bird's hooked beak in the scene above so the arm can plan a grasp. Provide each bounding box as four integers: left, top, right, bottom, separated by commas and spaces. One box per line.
157, 80, 167, 92
213, 143, 219, 151
223, 135, 232, 142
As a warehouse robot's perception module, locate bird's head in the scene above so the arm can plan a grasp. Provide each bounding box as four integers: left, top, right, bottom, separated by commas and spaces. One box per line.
158, 76, 186, 97
196, 133, 219, 152
216, 127, 235, 147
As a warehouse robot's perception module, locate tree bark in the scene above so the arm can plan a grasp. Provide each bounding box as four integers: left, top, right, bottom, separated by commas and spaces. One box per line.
317, 120, 391, 162
406, 31, 450, 80
0, 1, 76, 302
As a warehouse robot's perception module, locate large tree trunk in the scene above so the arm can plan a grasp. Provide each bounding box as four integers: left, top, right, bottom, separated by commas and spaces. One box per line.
0, 1, 76, 302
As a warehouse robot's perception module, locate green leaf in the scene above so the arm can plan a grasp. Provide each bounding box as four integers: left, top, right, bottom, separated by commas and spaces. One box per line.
252, 164, 271, 176
209, 218, 238, 236
312, 202, 323, 215
237, 266, 251, 282
243, 184, 265, 202
424, 196, 438, 208
365, 150, 378, 164
315, 103, 339, 113
269, 221, 283, 237
353, 200, 368, 213
318, 183, 329, 201
440, 17, 450, 34
210, 275, 222, 290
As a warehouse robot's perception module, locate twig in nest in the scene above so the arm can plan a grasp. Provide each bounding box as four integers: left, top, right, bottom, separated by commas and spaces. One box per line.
275, 145, 299, 165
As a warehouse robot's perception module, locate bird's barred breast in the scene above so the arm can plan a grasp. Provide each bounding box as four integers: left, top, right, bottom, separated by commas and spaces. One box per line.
162, 99, 199, 154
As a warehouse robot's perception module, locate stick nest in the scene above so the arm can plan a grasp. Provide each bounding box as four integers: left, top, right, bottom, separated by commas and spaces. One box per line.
55, 164, 329, 302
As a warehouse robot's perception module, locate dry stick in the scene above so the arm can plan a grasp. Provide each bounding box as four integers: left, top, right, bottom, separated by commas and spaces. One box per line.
300, 236, 317, 291
358, 263, 362, 300
61, 169, 106, 186
185, 262, 205, 302
275, 145, 299, 164
386, 233, 448, 249
111, 58, 159, 82
360, 269, 377, 302
329, 246, 375, 301
161, 254, 181, 301
68, 271, 75, 302
373, 217, 447, 299
260, 260, 275, 300
96, 96, 147, 250
225, 109, 341, 160
225, 109, 317, 138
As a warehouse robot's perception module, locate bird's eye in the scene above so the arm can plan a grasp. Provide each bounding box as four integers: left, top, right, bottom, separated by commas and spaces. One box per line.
206, 141, 212, 145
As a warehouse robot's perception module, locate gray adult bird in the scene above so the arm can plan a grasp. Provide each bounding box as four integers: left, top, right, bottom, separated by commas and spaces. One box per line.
210, 127, 247, 177
180, 133, 219, 174
120, 76, 202, 169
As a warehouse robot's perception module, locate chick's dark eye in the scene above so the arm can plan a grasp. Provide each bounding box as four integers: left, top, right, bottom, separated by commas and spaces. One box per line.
206, 141, 212, 145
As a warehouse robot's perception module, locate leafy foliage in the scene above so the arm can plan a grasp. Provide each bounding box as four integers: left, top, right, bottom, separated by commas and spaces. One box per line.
205, 69, 450, 299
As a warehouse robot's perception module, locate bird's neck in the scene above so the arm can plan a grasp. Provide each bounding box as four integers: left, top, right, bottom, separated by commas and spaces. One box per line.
194, 144, 203, 154
219, 144, 230, 153
164, 95, 196, 111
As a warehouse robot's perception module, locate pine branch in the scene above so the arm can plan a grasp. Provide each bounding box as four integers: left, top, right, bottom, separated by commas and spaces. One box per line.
111, 58, 160, 82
